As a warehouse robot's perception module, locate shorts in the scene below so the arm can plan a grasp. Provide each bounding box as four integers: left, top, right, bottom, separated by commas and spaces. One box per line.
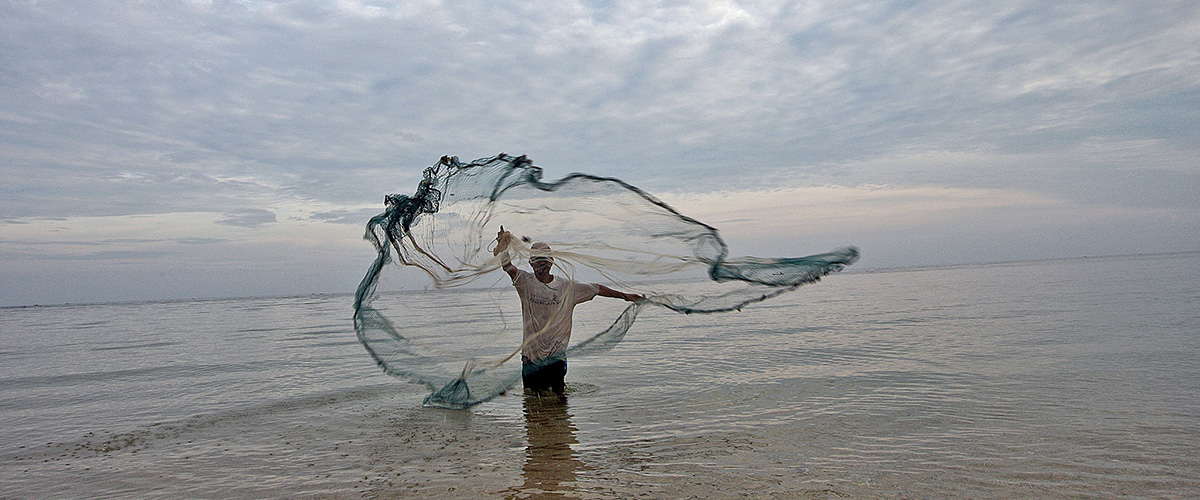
522, 356, 567, 394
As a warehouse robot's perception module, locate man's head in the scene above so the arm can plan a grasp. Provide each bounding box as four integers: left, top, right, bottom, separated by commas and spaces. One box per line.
529, 242, 554, 274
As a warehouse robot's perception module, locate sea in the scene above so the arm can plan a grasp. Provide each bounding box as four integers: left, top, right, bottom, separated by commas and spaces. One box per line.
1, 252, 1198, 499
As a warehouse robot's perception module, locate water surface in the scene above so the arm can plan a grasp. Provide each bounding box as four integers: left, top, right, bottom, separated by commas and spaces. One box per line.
1, 253, 1197, 498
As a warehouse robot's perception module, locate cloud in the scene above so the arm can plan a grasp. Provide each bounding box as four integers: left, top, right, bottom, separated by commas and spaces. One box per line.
175, 237, 228, 245
33, 250, 176, 261
4, 1, 1196, 201
307, 208, 384, 225
0, 0, 1197, 305
215, 209, 278, 228
658, 182, 1199, 267
659, 184, 1060, 238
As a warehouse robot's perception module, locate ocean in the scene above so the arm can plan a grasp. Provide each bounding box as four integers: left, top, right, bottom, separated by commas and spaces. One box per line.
1, 252, 1198, 499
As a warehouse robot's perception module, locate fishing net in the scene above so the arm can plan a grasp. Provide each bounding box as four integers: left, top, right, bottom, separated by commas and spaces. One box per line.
353, 154, 859, 408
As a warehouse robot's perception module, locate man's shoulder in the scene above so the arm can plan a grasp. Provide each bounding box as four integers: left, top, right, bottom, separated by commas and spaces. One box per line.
571, 279, 600, 296
510, 268, 534, 285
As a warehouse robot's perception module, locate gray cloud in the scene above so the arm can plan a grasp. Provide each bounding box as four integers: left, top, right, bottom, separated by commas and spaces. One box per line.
308, 208, 385, 225
215, 209, 278, 228
4, 1, 1196, 202
38, 250, 175, 261
175, 237, 228, 245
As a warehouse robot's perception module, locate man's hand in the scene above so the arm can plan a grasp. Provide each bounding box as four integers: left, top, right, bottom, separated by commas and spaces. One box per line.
493, 226, 513, 257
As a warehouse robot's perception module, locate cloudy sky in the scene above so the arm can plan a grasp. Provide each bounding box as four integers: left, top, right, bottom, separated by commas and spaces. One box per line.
2, 0, 1197, 306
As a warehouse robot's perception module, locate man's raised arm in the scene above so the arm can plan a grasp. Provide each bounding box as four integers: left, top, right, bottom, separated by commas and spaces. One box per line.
494, 227, 519, 279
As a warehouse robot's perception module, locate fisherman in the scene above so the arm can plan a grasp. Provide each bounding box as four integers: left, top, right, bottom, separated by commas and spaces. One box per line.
494, 227, 643, 397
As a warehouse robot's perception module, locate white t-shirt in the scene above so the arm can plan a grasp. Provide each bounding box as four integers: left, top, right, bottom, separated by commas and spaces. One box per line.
511, 269, 600, 362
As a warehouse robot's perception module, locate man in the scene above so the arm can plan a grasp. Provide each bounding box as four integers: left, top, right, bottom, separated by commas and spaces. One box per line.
494, 227, 643, 397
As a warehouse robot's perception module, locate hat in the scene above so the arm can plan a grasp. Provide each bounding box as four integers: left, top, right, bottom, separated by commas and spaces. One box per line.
529, 242, 553, 263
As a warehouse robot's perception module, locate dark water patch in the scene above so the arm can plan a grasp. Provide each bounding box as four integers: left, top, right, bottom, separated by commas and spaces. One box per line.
5, 384, 401, 463
90, 341, 181, 352
306, 340, 364, 349
0, 365, 186, 390
286, 326, 350, 337
234, 326, 283, 333
0, 360, 294, 390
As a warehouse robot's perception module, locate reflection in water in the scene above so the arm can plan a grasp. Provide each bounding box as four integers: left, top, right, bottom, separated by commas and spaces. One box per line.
510, 393, 586, 498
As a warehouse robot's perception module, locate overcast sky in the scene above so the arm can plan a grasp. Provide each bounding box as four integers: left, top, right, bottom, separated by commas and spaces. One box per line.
2, 0, 1197, 306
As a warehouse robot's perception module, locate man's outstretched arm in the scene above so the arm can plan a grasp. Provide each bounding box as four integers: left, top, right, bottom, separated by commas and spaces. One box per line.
597, 285, 644, 302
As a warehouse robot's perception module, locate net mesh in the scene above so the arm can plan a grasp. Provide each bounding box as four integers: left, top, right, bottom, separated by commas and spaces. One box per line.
353, 154, 859, 408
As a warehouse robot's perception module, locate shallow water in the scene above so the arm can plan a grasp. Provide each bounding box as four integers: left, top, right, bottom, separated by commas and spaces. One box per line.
1, 253, 1198, 498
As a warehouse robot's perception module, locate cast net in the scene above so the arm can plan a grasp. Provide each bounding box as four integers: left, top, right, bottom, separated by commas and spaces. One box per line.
353, 154, 859, 408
